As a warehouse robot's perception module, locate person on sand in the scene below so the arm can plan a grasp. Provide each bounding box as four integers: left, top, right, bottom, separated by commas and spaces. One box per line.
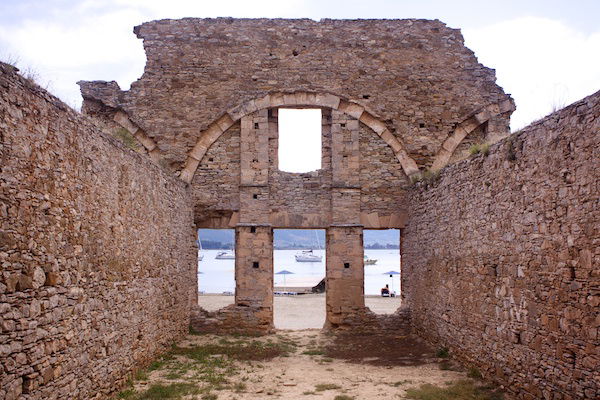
381, 284, 390, 296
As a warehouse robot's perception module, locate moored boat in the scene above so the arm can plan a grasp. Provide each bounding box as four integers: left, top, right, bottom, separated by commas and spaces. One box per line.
295, 249, 322, 262
364, 254, 377, 265
215, 250, 235, 260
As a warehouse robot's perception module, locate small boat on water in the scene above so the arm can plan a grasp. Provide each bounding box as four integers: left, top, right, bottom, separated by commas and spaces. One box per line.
196, 239, 204, 261
295, 249, 322, 262
215, 250, 235, 260
364, 254, 377, 265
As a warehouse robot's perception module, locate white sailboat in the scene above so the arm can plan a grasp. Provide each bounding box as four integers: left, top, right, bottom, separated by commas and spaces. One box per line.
364, 254, 377, 265
215, 250, 235, 260
295, 231, 323, 262
197, 239, 204, 261
295, 249, 322, 262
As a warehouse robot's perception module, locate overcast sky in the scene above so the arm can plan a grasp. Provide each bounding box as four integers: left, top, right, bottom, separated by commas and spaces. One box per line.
1, 0, 599, 135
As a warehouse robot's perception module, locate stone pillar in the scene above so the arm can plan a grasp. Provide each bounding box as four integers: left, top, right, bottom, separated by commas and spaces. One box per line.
234, 225, 274, 331
239, 109, 270, 224
233, 109, 274, 332
325, 225, 366, 328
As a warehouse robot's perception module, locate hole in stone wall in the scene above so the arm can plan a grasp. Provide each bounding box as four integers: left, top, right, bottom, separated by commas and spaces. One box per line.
278, 108, 322, 172
253, 261, 260, 268
363, 229, 401, 315
250, 226, 256, 233
254, 122, 259, 129
272, 229, 326, 330
253, 193, 258, 199
197, 228, 235, 311
344, 262, 350, 268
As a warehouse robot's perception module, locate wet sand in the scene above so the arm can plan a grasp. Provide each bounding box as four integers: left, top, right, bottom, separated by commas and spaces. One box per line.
198, 294, 402, 329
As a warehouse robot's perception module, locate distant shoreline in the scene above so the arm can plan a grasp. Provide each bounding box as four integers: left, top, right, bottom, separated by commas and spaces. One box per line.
200, 246, 400, 250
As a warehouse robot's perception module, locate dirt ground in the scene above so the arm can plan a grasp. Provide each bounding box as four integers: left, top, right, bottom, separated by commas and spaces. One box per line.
198, 294, 402, 330
119, 329, 501, 400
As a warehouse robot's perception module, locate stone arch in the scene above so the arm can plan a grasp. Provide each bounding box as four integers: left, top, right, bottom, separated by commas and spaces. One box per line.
179, 92, 420, 183
112, 110, 162, 162
430, 99, 516, 171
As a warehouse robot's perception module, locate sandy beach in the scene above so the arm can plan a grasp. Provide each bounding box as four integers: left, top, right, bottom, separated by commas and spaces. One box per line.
199, 294, 402, 329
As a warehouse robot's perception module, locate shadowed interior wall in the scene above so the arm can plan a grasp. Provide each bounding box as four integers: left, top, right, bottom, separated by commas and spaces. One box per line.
0, 63, 196, 400
403, 91, 600, 399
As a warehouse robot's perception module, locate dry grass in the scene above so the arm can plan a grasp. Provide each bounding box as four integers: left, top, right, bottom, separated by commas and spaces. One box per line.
405, 380, 503, 400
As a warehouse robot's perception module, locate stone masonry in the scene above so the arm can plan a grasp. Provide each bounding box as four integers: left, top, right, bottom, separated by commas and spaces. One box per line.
2, 16, 597, 400
403, 90, 600, 399
0, 63, 196, 400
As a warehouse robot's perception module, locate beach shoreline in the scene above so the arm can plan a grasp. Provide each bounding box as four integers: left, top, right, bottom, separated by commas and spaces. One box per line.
198, 293, 402, 329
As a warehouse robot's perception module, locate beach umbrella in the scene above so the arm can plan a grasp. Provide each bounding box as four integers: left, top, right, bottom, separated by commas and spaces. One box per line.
275, 270, 294, 286
382, 270, 400, 293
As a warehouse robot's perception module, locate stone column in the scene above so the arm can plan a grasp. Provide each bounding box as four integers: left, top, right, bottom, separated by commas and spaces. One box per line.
325, 225, 366, 328
233, 109, 274, 332
234, 225, 274, 331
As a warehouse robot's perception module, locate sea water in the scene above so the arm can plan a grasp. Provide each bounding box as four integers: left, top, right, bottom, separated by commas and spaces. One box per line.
198, 249, 400, 295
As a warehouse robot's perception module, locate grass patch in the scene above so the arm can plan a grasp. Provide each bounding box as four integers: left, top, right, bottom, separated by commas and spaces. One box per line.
467, 367, 483, 379
436, 347, 450, 358
201, 394, 217, 400
173, 340, 290, 362
334, 396, 354, 400
117, 389, 136, 399
136, 383, 200, 399
302, 349, 325, 356
114, 127, 140, 150
315, 383, 341, 392
469, 143, 490, 156
405, 380, 503, 400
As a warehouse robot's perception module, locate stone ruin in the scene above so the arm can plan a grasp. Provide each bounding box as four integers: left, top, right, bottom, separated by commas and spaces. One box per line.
1, 18, 597, 399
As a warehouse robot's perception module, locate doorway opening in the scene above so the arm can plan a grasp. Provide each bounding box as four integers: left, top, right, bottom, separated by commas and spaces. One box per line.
363, 229, 401, 314
197, 228, 235, 311
272, 229, 326, 329
278, 108, 322, 172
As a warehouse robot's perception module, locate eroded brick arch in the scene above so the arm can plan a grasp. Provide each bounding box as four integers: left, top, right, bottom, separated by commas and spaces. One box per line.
179, 92, 420, 183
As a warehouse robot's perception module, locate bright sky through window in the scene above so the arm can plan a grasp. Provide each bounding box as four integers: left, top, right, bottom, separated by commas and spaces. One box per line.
278, 108, 322, 172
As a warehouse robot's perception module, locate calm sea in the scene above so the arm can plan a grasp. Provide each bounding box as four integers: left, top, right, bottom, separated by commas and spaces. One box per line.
198, 249, 400, 295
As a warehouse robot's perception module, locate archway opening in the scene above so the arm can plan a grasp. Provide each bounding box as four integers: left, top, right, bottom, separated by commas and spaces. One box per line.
363, 229, 401, 314
197, 228, 235, 311
273, 229, 326, 329
278, 108, 322, 172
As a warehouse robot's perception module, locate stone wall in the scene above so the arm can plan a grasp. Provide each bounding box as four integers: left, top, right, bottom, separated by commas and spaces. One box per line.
403, 91, 600, 399
79, 18, 514, 175
0, 63, 196, 400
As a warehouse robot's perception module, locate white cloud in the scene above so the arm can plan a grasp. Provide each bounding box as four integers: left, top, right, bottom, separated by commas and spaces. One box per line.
1, 4, 599, 132
463, 17, 600, 130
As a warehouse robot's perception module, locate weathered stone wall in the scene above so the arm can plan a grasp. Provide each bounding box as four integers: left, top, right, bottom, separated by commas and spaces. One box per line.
0, 63, 196, 400
403, 91, 600, 399
191, 106, 409, 229
79, 18, 514, 176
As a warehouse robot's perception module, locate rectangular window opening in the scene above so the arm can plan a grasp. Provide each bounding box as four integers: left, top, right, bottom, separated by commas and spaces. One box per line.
278, 108, 322, 172
363, 229, 401, 315
197, 229, 236, 310
272, 229, 326, 329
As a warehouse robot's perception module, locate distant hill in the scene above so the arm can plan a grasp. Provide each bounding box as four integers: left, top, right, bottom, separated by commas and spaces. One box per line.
198, 228, 398, 249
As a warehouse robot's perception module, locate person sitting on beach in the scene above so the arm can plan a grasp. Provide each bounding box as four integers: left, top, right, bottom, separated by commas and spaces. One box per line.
381, 284, 390, 296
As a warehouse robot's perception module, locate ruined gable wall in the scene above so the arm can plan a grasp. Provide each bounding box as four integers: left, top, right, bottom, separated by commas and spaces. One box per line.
0, 63, 196, 400
190, 108, 409, 229
403, 91, 600, 398
80, 18, 512, 171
